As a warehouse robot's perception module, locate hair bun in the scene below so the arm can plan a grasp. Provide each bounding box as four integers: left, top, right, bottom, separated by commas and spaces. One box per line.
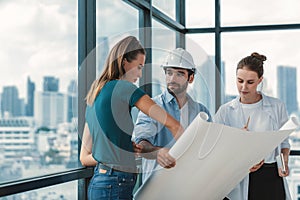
251, 52, 267, 62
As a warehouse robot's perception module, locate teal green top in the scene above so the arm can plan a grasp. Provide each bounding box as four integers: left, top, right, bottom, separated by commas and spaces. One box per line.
85, 80, 145, 167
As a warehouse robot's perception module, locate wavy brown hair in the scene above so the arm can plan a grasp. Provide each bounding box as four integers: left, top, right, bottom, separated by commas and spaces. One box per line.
86, 36, 145, 106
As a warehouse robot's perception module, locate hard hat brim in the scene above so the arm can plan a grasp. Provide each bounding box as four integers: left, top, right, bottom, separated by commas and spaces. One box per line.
161, 65, 196, 73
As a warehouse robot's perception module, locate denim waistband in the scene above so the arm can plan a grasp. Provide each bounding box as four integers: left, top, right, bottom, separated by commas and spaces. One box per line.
96, 163, 138, 174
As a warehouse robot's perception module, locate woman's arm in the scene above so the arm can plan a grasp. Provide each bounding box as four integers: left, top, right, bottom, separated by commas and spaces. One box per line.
135, 95, 183, 168
279, 147, 290, 177
80, 123, 97, 166
135, 95, 184, 140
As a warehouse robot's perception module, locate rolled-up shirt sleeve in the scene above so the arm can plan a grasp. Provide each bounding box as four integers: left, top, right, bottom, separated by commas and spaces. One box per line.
279, 102, 291, 149
214, 105, 227, 125
133, 110, 158, 145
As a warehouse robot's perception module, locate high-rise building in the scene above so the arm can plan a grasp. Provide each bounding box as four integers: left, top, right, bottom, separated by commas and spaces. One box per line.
67, 80, 78, 122
0, 95, 2, 118
192, 56, 225, 113
19, 98, 25, 116
277, 66, 298, 115
1, 86, 22, 117
0, 117, 35, 161
26, 77, 35, 116
34, 91, 67, 128
43, 76, 59, 92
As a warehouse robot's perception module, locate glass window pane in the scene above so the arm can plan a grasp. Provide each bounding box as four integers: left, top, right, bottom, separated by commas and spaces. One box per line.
0, 0, 78, 184
221, 0, 300, 26
186, 0, 214, 28
186, 34, 216, 113
222, 30, 300, 144
96, 0, 139, 77
287, 156, 300, 199
152, 20, 176, 96
222, 30, 300, 99
223, 31, 300, 199
186, 34, 215, 57
153, 0, 175, 20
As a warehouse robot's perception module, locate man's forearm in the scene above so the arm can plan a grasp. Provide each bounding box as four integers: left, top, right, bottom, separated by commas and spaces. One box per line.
139, 140, 161, 159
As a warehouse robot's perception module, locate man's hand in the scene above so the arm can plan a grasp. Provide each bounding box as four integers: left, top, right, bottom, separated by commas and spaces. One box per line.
134, 140, 160, 159
133, 142, 143, 155
249, 159, 264, 172
157, 148, 176, 169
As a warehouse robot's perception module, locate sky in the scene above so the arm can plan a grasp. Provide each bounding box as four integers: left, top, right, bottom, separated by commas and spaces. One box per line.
0, 0, 77, 98
185, 0, 300, 98
1, 0, 300, 103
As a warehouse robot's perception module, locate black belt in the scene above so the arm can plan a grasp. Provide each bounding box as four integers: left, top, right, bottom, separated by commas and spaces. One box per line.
97, 163, 138, 173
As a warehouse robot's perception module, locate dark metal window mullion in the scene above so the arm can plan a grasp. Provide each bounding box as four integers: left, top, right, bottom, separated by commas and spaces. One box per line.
138, 1, 152, 97
215, 0, 222, 111
78, 0, 96, 199
176, 0, 186, 48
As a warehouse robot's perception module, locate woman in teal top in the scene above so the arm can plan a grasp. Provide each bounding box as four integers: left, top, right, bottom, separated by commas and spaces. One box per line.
80, 36, 183, 200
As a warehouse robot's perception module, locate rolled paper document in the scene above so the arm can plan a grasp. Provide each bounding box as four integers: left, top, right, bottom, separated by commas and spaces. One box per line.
134, 113, 296, 200
280, 115, 300, 130
199, 111, 209, 121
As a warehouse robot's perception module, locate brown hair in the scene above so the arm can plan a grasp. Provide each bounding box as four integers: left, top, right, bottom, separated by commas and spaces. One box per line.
86, 36, 145, 105
236, 52, 267, 78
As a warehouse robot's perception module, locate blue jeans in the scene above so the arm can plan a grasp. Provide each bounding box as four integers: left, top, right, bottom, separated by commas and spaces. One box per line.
88, 165, 137, 200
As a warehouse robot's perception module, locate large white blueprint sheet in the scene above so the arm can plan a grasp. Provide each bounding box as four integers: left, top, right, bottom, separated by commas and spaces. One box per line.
134, 113, 298, 200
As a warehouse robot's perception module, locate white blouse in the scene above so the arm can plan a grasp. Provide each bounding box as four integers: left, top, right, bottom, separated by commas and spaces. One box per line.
214, 93, 291, 200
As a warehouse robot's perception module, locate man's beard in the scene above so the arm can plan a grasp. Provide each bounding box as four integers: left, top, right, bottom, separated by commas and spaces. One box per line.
167, 82, 188, 96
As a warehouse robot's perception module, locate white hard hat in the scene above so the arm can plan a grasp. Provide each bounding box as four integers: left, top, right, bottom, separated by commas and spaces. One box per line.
162, 48, 196, 73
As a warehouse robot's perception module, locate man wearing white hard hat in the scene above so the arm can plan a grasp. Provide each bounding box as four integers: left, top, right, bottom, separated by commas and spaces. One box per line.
133, 48, 212, 183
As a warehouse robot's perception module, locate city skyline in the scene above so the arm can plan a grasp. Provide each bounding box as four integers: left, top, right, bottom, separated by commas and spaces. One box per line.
0, 76, 77, 121
0, 62, 299, 117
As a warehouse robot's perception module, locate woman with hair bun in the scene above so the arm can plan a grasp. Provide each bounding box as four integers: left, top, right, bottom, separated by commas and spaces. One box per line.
215, 52, 291, 200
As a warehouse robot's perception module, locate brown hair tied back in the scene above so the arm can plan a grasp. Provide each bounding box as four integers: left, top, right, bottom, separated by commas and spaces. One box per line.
237, 52, 267, 78
251, 52, 267, 62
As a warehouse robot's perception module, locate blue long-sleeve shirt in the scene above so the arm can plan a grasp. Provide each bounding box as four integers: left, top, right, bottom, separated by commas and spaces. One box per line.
133, 90, 211, 182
